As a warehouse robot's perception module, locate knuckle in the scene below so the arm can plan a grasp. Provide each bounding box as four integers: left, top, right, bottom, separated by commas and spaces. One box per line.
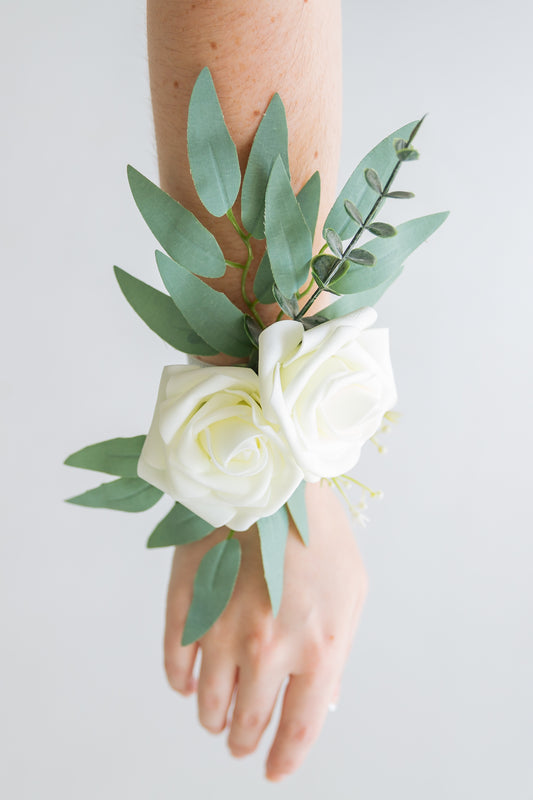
242, 624, 274, 666
281, 719, 313, 745
232, 708, 262, 731
200, 691, 223, 712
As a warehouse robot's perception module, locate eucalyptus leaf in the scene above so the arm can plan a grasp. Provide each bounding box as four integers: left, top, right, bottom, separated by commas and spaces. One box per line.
182, 538, 241, 645
243, 315, 262, 348
344, 199, 363, 225
257, 506, 289, 617
127, 166, 225, 277
396, 148, 419, 162
324, 120, 419, 239
156, 251, 250, 358
241, 93, 289, 238
311, 254, 348, 293
394, 138, 408, 152
286, 482, 309, 546
333, 212, 449, 295
296, 171, 321, 239
346, 248, 376, 266
114, 267, 217, 355
325, 228, 343, 257
366, 222, 397, 238
147, 503, 214, 548
187, 67, 241, 217
364, 167, 382, 194
265, 155, 313, 297
319, 266, 404, 320
273, 284, 300, 317
253, 251, 275, 304
385, 191, 415, 199
66, 477, 163, 512
64, 435, 146, 478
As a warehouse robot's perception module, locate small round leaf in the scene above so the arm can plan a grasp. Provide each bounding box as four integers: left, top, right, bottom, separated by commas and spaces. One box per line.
385, 191, 415, 199
367, 222, 397, 238
343, 199, 363, 225
325, 228, 343, 257
364, 167, 382, 194
396, 148, 420, 162
347, 248, 376, 266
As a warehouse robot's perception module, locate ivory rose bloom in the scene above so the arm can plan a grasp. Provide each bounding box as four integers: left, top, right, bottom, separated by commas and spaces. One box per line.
137, 365, 302, 531
258, 307, 397, 482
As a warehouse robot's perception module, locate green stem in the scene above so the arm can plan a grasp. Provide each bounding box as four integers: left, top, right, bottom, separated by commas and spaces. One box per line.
297, 274, 316, 299
226, 209, 265, 329
295, 119, 424, 320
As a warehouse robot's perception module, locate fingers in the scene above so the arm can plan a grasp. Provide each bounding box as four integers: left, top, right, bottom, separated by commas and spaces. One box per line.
164, 550, 199, 695
197, 645, 238, 734
265, 669, 337, 782
227, 663, 285, 757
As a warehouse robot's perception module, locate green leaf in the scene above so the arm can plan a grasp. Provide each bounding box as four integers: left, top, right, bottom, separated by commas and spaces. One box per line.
394, 138, 408, 152
296, 171, 321, 239
241, 93, 289, 238
265, 155, 313, 297
187, 68, 240, 217
366, 222, 397, 238
257, 506, 289, 617
324, 120, 420, 239
286, 482, 308, 546
127, 166, 225, 277
385, 190, 415, 199
396, 148, 419, 162
64, 435, 146, 478
253, 250, 275, 304
155, 251, 250, 358
311, 254, 348, 294
364, 167, 382, 194
114, 267, 217, 355
325, 228, 343, 257
243, 315, 262, 348
346, 248, 376, 266
344, 199, 363, 225
319, 266, 405, 320
182, 538, 241, 645
273, 284, 300, 317
147, 503, 214, 548
66, 477, 163, 512
333, 212, 449, 295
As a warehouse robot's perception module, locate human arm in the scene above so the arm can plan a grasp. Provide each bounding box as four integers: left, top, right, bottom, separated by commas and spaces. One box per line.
147, 0, 369, 781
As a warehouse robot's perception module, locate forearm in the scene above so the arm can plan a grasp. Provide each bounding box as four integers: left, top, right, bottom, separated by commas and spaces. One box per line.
147, 0, 342, 320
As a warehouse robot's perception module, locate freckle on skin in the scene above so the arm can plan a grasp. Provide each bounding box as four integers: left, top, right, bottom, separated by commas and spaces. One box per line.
314, 150, 319, 158
173, 80, 179, 89
253, 109, 261, 117
210, 41, 217, 50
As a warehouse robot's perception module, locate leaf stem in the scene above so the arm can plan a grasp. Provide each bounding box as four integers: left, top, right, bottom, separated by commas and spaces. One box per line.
295, 118, 424, 320
225, 209, 265, 329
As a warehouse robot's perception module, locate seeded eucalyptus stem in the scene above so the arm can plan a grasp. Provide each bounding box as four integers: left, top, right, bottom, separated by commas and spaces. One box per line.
295, 118, 424, 320
226, 209, 265, 329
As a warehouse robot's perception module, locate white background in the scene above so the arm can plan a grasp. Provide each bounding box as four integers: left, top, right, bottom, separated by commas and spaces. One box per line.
2, 0, 532, 797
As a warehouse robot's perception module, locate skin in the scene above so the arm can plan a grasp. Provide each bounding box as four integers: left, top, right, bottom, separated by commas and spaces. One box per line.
147, 0, 369, 781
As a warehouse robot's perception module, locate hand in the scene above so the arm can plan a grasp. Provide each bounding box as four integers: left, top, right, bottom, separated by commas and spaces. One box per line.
163, 481, 368, 782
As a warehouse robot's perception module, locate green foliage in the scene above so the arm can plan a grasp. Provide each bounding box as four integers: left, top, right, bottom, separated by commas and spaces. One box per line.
187, 67, 241, 217
364, 167, 383, 194
324, 120, 419, 239
333, 212, 449, 295
296, 171, 321, 239
257, 506, 289, 617
147, 503, 214, 548
64, 435, 145, 478
344, 199, 363, 225
241, 93, 289, 239
286, 482, 309, 546
366, 222, 397, 238
325, 228, 343, 257
127, 166, 226, 277
386, 190, 415, 199
273, 285, 299, 317
66, 477, 163, 512
311, 254, 348, 294
253, 251, 275, 304
114, 267, 217, 355
155, 251, 250, 358
265, 156, 312, 297
182, 538, 241, 645
318, 266, 404, 320
346, 248, 376, 266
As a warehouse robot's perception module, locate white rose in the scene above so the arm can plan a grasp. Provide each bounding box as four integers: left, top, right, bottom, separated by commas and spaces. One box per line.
258, 307, 397, 482
137, 365, 303, 531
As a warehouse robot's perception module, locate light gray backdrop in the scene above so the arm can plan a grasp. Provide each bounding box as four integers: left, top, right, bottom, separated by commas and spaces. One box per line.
2, 0, 531, 797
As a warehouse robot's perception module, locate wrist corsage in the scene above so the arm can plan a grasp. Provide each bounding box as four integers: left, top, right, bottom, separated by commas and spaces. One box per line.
65, 68, 447, 644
